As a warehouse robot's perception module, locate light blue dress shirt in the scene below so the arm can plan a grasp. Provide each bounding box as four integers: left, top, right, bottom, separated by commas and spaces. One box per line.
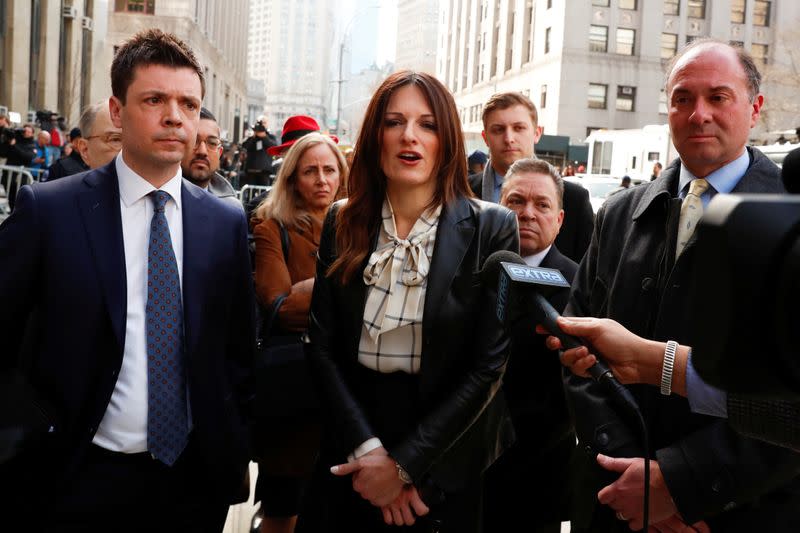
492, 169, 504, 203
678, 149, 750, 418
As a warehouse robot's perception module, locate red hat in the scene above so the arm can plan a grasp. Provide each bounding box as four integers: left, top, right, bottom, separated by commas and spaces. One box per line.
267, 115, 339, 156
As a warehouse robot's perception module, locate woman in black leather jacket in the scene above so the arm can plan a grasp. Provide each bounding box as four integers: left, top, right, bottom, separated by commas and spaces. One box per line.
297, 71, 519, 533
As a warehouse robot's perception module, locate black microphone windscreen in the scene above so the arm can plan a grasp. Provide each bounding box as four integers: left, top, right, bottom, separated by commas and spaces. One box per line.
781, 147, 800, 194
479, 250, 525, 285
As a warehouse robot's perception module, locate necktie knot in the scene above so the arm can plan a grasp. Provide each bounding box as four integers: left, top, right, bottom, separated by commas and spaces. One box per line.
149, 190, 171, 213
688, 178, 709, 198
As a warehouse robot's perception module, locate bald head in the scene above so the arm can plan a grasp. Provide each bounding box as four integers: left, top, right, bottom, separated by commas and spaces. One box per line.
76, 101, 122, 169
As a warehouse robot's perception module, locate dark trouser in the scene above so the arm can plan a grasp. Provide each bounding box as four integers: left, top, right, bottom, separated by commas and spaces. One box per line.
43, 443, 230, 533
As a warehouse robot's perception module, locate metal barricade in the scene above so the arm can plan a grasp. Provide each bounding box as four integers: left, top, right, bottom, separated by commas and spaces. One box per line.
238, 184, 271, 210
0, 165, 36, 220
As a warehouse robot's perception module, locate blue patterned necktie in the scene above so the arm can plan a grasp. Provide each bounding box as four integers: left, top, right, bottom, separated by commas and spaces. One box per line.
146, 190, 189, 466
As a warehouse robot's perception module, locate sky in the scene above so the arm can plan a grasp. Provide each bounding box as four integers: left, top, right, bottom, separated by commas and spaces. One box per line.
339, 0, 397, 68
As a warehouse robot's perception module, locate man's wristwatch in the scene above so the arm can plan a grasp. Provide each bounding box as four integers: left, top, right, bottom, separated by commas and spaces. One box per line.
396, 462, 413, 485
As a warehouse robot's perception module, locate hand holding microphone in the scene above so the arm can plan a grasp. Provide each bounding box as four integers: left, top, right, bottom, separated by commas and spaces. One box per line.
539, 316, 662, 386
479, 250, 641, 413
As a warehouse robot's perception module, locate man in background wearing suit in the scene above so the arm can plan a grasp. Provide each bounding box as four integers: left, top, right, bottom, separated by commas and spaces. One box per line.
483, 158, 577, 533
468, 92, 594, 263
0, 29, 255, 531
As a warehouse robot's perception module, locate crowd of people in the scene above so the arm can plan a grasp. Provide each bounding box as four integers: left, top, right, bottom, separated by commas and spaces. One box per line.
1, 27, 798, 533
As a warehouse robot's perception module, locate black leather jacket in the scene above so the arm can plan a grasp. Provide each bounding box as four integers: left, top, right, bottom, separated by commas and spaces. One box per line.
307, 195, 519, 494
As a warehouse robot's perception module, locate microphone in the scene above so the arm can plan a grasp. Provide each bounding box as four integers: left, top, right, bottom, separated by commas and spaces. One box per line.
781, 146, 800, 194
480, 250, 640, 412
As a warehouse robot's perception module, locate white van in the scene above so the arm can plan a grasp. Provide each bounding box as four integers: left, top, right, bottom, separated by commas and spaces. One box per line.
754, 143, 800, 168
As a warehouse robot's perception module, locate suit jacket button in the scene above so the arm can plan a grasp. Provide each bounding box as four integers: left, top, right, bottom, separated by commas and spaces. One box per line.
596, 432, 610, 447
711, 479, 722, 493
584, 445, 594, 456
641, 277, 654, 291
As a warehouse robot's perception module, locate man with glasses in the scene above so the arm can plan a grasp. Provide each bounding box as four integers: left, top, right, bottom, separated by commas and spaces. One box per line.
180, 107, 241, 209
75, 101, 123, 170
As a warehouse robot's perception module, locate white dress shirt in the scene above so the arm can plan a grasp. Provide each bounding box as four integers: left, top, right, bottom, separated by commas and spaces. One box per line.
93, 152, 184, 452
523, 245, 552, 267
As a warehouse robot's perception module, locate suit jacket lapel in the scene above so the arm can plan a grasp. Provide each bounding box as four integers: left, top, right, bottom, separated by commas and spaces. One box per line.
423, 196, 474, 333
181, 182, 213, 358
482, 163, 494, 201
78, 162, 127, 351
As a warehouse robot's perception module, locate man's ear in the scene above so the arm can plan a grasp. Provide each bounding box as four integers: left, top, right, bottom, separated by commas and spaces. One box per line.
481, 130, 487, 146
109, 96, 123, 128
533, 125, 543, 144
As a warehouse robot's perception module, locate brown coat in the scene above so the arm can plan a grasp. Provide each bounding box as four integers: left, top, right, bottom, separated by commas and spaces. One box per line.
252, 216, 322, 332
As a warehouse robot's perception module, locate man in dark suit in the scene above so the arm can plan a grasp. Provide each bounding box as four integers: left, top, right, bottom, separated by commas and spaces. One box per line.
482, 157, 577, 532
560, 39, 800, 532
468, 92, 594, 263
0, 29, 255, 531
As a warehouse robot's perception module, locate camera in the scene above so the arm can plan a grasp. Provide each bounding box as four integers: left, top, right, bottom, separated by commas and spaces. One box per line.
0, 126, 23, 146
688, 193, 800, 399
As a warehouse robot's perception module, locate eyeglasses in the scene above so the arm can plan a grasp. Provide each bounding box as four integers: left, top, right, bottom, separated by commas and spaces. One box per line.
196, 136, 222, 149
86, 133, 123, 148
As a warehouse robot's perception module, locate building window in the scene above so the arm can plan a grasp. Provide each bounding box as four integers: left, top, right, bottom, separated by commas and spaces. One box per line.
754, 0, 771, 26
616, 28, 635, 56
616, 86, 636, 111
588, 83, 608, 109
116, 0, 155, 14
541, 85, 547, 109
589, 25, 608, 53
547, 0, 552, 8
545, 27, 551, 54
661, 33, 678, 59
730, 40, 744, 48
752, 43, 768, 67
731, 0, 746, 23
619, 0, 637, 9
664, 0, 679, 15
659, 89, 668, 114
592, 0, 610, 6
592, 141, 613, 174
688, 0, 705, 18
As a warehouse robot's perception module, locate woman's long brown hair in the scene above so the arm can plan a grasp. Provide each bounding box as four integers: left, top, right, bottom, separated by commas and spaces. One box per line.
327, 71, 470, 284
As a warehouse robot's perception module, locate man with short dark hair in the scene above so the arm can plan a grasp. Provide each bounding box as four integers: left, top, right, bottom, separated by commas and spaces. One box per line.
0, 28, 255, 530
46, 125, 89, 181
483, 158, 576, 533
471, 91, 594, 263
651, 161, 663, 181
607, 175, 632, 197
181, 107, 241, 209
563, 38, 800, 533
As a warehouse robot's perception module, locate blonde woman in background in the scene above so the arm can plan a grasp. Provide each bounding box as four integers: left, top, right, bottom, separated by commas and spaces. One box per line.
251, 131, 347, 533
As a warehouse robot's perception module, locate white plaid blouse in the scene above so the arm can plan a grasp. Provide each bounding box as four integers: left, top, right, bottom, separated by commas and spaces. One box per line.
358, 198, 442, 374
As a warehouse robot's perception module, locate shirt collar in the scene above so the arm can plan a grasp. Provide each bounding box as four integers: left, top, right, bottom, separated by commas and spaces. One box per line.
678, 149, 750, 198
493, 168, 504, 188
116, 151, 183, 210
523, 245, 552, 267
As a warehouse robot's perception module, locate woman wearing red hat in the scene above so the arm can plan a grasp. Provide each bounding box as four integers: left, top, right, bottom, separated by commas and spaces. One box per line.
251, 131, 347, 533
298, 71, 519, 532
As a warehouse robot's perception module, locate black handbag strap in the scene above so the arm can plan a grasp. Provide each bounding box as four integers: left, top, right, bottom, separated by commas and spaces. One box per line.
262, 293, 288, 341
278, 220, 290, 261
